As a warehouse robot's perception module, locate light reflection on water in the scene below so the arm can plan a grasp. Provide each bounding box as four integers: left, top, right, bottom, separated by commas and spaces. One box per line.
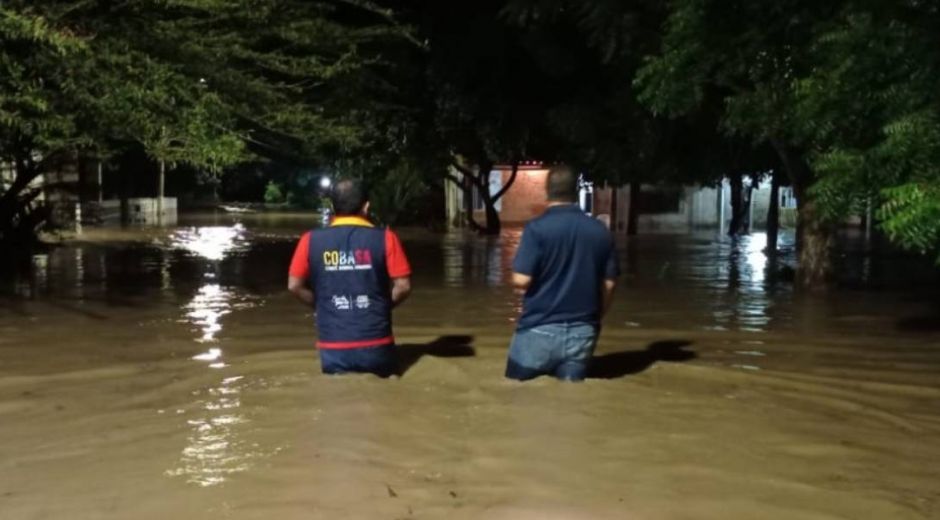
168, 223, 249, 261
169, 223, 262, 486
442, 229, 522, 288
165, 375, 252, 487
175, 225, 260, 368
674, 232, 785, 332
186, 284, 230, 343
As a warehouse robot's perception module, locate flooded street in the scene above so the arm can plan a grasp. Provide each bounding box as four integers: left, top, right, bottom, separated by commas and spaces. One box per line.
1, 213, 939, 519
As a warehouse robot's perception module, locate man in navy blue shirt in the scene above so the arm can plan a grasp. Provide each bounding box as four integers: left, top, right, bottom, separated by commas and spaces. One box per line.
507, 165, 619, 381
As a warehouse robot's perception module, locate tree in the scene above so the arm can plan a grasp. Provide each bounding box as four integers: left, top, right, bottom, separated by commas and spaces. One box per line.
1, 0, 416, 243
792, 5, 940, 263
635, 0, 940, 285
0, 7, 86, 243
501, 0, 749, 237
417, 0, 563, 234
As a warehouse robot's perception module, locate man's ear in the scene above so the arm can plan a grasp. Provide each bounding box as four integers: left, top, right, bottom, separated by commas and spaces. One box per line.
361, 201, 371, 215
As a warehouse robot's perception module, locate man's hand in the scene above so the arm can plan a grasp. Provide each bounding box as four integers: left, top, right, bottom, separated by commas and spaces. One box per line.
601, 278, 617, 318
391, 276, 412, 308
288, 276, 314, 306
512, 272, 532, 290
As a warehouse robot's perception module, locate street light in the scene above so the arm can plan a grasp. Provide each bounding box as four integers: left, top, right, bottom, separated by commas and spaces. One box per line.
319, 176, 332, 190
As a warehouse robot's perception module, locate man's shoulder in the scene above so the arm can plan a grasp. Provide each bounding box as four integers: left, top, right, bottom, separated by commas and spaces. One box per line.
581, 213, 613, 235
532, 208, 607, 231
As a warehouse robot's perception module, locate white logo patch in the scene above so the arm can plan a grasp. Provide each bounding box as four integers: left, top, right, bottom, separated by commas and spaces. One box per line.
331, 295, 351, 310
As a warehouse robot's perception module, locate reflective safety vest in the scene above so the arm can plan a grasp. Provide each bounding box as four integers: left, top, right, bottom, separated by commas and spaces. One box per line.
307, 217, 393, 349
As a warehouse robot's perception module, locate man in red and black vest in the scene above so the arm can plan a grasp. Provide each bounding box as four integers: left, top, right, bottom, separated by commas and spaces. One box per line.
288, 179, 412, 377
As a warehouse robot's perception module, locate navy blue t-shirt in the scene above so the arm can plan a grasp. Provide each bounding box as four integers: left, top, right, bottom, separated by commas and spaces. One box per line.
512, 204, 619, 330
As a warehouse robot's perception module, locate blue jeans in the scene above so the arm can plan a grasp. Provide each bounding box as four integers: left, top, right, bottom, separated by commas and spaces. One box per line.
319, 345, 398, 378
505, 322, 598, 381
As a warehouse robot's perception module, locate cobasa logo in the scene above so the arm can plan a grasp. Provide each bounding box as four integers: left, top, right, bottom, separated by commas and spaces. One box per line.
323, 249, 373, 271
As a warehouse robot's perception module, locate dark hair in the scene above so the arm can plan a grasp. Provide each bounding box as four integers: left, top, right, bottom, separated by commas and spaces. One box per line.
330, 178, 369, 215
546, 164, 578, 202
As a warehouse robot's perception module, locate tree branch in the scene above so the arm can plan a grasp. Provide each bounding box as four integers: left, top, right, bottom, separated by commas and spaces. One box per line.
444, 171, 463, 186
492, 161, 519, 202
450, 160, 475, 178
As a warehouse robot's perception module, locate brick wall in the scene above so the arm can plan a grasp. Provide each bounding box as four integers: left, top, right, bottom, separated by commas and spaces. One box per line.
464, 167, 549, 226
495, 168, 548, 224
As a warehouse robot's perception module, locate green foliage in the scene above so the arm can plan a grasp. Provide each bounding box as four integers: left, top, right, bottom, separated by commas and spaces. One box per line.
369, 159, 429, 226
878, 183, 940, 260
0, 6, 85, 158
1, 0, 416, 241
500, 0, 739, 186
636, 0, 940, 263
263, 181, 285, 205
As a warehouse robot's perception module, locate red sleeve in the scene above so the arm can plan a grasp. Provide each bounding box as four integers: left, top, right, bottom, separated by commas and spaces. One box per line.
288, 231, 311, 278
385, 229, 412, 278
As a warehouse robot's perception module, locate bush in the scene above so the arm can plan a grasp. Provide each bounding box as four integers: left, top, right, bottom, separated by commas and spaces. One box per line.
263, 181, 285, 204
369, 160, 430, 226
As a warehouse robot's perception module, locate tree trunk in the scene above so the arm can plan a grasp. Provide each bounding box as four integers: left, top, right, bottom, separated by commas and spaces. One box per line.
0, 156, 41, 210
771, 140, 833, 288
97, 161, 104, 203
474, 160, 501, 235
479, 169, 501, 235
120, 170, 131, 225
453, 159, 517, 235
765, 169, 781, 254
0, 157, 48, 244
461, 173, 473, 228
157, 160, 165, 225
744, 179, 755, 233
451, 167, 483, 232
627, 181, 640, 236
728, 172, 744, 236
794, 195, 833, 287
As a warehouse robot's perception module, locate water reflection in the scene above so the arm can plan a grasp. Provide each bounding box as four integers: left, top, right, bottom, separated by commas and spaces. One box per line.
184, 284, 258, 367
705, 233, 779, 332
168, 224, 248, 261
177, 224, 258, 367
442, 229, 521, 288
167, 224, 263, 486
185, 284, 232, 344
2, 220, 938, 340
166, 375, 250, 487
31, 254, 48, 294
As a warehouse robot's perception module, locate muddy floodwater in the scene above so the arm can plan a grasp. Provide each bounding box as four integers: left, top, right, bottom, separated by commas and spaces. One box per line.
1, 213, 939, 519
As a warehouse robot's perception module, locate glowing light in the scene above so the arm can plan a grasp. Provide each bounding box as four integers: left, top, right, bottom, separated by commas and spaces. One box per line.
319, 176, 332, 189
170, 224, 246, 261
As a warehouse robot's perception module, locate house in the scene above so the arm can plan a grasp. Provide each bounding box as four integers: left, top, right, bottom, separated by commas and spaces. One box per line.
0, 158, 177, 228
444, 165, 798, 233
589, 179, 797, 233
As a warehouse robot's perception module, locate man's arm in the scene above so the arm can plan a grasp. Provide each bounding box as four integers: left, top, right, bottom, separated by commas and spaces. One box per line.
601, 278, 617, 318
288, 276, 314, 306
600, 234, 620, 318
287, 232, 313, 306
391, 276, 412, 308
385, 229, 412, 308
511, 224, 538, 290
512, 272, 532, 289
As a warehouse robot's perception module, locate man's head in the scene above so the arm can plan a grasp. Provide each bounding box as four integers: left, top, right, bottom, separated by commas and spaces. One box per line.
330, 178, 369, 216
546, 164, 578, 203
